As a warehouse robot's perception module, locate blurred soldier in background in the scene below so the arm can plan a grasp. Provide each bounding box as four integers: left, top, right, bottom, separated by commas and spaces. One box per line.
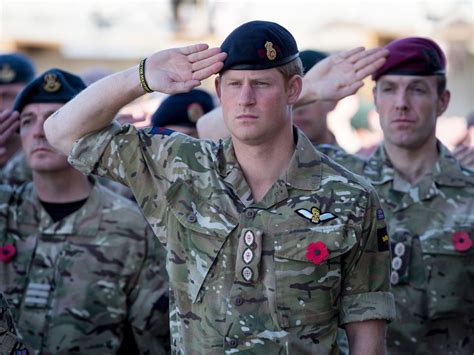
0, 68, 169, 354
151, 88, 215, 138
0, 53, 35, 185
292, 49, 339, 145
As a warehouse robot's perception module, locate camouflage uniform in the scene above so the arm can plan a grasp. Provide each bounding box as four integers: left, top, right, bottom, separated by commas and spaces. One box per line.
1, 292, 32, 354
0, 151, 32, 186
0, 181, 169, 355
319, 142, 474, 354
68, 122, 395, 354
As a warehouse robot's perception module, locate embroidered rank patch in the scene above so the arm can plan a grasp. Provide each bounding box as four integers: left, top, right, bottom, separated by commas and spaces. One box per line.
376, 208, 385, 220
295, 207, 336, 224
377, 226, 389, 252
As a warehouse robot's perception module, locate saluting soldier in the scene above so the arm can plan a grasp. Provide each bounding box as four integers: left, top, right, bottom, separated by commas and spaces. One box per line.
318, 37, 474, 354
0, 68, 170, 354
0, 53, 35, 185
44, 21, 395, 354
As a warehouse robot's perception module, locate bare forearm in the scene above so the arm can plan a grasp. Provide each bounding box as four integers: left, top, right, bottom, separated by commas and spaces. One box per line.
44, 66, 144, 155
345, 320, 386, 355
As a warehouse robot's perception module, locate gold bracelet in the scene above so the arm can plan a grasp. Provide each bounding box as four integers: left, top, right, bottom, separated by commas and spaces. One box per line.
139, 58, 153, 93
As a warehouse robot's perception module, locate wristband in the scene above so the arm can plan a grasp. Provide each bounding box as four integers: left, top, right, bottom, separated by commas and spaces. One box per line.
139, 58, 153, 93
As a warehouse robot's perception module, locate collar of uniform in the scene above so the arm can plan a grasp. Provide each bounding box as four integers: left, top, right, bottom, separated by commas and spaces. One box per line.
363, 144, 396, 185
432, 141, 472, 187
280, 128, 322, 191
366, 141, 470, 188
220, 128, 321, 194
20, 181, 102, 236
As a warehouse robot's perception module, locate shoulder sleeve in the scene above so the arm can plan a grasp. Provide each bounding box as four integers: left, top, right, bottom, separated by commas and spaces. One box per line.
68, 123, 216, 233
339, 186, 396, 325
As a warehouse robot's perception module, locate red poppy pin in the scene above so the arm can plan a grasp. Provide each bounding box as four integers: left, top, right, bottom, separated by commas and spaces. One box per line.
305, 241, 329, 265
452, 231, 472, 252
0, 243, 16, 263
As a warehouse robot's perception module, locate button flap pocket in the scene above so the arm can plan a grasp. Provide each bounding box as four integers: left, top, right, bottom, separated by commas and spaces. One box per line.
420, 227, 473, 256
166, 179, 237, 237
165, 179, 238, 303
274, 224, 357, 262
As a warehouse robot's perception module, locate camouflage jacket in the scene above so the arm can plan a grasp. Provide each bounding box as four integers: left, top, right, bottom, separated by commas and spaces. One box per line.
69, 123, 395, 354
1, 292, 32, 354
0, 150, 133, 200
319, 142, 474, 354
0, 182, 169, 355
0, 151, 32, 186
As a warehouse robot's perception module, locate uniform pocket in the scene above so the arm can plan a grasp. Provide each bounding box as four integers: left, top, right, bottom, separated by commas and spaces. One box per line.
273, 224, 357, 328
166, 179, 238, 303
420, 227, 474, 319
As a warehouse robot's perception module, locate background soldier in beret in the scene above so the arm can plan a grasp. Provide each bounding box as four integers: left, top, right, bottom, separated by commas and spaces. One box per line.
315, 37, 474, 354
0, 68, 170, 354
151, 88, 215, 138
0, 53, 35, 185
292, 49, 339, 146
45, 20, 394, 354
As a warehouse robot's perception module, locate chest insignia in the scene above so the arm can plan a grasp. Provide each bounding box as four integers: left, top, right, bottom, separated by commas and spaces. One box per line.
295, 207, 336, 224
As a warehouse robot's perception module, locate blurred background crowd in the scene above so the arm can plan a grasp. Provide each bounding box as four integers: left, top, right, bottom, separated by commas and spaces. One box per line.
1, 0, 473, 154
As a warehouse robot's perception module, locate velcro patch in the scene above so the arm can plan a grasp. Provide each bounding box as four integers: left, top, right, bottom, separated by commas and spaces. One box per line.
376, 208, 385, 220
377, 227, 389, 252
149, 126, 175, 136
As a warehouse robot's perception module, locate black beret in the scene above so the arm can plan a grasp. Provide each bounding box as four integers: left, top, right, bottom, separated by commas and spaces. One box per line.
151, 89, 215, 128
299, 50, 328, 75
0, 53, 35, 85
13, 68, 86, 113
373, 37, 446, 81
220, 20, 299, 73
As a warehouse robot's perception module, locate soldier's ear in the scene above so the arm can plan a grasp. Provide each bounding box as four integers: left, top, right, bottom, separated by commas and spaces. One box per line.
286, 75, 302, 105
436, 89, 450, 117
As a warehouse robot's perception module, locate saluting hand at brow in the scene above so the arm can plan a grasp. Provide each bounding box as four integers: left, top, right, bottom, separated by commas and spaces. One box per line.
300, 47, 389, 104
143, 44, 227, 95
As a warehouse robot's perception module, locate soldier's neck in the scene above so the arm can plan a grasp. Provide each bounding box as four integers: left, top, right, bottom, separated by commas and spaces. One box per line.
32, 168, 92, 203
384, 137, 439, 185
232, 131, 295, 203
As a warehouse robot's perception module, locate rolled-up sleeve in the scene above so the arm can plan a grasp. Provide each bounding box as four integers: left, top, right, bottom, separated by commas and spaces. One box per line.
339, 187, 396, 325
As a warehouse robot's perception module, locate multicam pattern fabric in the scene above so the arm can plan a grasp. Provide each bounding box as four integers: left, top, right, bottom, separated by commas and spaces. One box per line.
1, 292, 32, 354
319, 142, 474, 354
69, 123, 395, 354
0, 151, 32, 186
0, 182, 169, 354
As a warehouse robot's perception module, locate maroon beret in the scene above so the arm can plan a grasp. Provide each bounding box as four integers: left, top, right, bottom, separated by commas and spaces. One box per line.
372, 37, 446, 81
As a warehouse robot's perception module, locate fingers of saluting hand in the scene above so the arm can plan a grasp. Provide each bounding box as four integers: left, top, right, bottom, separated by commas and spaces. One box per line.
337, 81, 365, 99
0, 110, 20, 143
188, 48, 227, 81
352, 48, 389, 79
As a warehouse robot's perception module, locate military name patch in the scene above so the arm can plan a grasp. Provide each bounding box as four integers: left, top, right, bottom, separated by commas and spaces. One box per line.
295, 207, 336, 224
376, 208, 385, 220
377, 226, 389, 252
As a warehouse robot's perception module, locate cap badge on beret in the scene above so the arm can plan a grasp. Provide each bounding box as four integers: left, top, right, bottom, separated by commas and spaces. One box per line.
265, 41, 277, 61
43, 73, 61, 93
187, 102, 204, 123
0, 64, 16, 83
